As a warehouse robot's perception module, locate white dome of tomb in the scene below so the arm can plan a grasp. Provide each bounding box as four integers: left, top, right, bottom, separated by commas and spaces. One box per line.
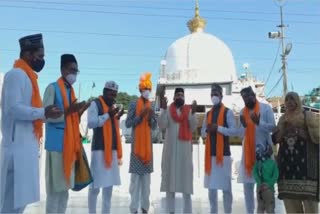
163, 32, 237, 83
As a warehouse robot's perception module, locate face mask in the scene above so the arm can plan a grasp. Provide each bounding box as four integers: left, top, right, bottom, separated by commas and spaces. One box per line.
65, 74, 77, 85
175, 98, 184, 108
31, 58, 45, 72
142, 90, 151, 100
211, 96, 220, 106
245, 100, 255, 109
105, 99, 114, 106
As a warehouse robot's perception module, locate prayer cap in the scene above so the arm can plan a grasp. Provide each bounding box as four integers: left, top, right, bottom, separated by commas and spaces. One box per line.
240, 86, 255, 96
174, 87, 184, 94
211, 83, 222, 95
105, 81, 119, 91
19, 33, 44, 51
61, 54, 77, 68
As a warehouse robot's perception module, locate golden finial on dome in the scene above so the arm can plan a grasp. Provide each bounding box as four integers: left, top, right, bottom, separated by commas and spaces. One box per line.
187, 0, 207, 33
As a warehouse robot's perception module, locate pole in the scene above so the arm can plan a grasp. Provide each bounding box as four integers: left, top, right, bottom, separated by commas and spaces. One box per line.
279, 6, 288, 96
198, 140, 200, 178
78, 82, 81, 100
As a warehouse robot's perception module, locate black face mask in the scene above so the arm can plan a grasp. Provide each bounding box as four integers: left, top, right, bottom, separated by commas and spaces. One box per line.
245, 101, 255, 109
31, 58, 45, 73
104, 97, 114, 107
174, 98, 184, 108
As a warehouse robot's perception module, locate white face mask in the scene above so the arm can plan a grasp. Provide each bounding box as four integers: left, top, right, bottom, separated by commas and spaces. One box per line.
211, 96, 220, 106
65, 74, 77, 85
142, 90, 151, 100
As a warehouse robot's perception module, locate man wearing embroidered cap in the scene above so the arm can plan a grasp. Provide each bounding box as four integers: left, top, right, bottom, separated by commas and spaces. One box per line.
0, 34, 63, 213
125, 72, 157, 213
87, 81, 124, 213
43, 53, 89, 213
158, 87, 197, 213
238, 86, 276, 214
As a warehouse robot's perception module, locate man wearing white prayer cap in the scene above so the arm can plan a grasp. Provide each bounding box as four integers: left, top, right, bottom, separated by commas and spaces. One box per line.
87, 81, 124, 213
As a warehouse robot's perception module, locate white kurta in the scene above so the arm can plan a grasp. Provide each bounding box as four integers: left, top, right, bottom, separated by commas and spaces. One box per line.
158, 107, 197, 194
0, 68, 45, 209
90, 151, 121, 188
204, 157, 232, 190
237, 102, 276, 183
201, 108, 238, 190
87, 102, 121, 189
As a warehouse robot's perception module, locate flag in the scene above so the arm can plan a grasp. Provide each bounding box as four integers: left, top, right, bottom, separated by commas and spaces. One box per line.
92, 82, 95, 88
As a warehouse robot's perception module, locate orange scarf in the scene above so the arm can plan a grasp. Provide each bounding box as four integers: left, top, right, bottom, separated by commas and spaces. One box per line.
13, 59, 43, 142
57, 77, 81, 182
169, 103, 192, 141
243, 102, 260, 176
205, 104, 226, 175
134, 97, 152, 164
98, 96, 123, 168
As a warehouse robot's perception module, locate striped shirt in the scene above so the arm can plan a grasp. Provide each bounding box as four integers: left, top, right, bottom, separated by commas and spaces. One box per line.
125, 100, 157, 174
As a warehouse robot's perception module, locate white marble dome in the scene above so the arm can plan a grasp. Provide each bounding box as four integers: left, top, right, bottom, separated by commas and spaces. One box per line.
161, 30, 237, 84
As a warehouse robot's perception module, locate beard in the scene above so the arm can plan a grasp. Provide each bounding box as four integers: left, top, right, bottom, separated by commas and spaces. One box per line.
174, 98, 184, 108
245, 101, 255, 109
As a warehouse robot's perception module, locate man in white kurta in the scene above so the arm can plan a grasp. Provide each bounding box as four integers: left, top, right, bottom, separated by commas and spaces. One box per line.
238, 86, 275, 214
87, 81, 124, 214
201, 84, 239, 214
158, 88, 197, 214
0, 34, 62, 213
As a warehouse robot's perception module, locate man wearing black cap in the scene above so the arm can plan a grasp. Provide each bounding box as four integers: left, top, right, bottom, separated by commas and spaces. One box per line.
158, 87, 197, 213
238, 86, 275, 214
201, 83, 238, 214
0, 34, 63, 213
43, 54, 89, 213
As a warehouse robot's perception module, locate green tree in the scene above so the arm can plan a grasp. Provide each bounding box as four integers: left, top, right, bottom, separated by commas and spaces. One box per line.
116, 92, 138, 110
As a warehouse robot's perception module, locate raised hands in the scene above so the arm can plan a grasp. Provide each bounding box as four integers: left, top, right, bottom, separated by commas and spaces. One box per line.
250, 112, 260, 125
45, 105, 63, 119
206, 123, 218, 134
116, 108, 125, 120
66, 99, 88, 116
109, 106, 120, 118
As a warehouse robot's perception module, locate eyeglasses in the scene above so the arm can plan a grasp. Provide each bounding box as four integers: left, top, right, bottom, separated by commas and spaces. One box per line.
67, 68, 80, 74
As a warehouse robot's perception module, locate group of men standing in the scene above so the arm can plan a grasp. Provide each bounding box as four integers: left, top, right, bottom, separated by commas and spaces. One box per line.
0, 33, 277, 214
0, 33, 91, 214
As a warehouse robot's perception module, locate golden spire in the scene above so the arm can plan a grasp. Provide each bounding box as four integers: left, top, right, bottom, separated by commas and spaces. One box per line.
187, 0, 207, 33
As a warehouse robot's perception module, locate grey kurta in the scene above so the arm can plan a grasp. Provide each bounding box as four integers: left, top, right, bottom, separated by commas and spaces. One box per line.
158, 107, 197, 194
125, 100, 157, 174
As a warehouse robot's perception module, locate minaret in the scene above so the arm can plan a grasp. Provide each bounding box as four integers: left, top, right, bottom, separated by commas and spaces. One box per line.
187, 0, 207, 33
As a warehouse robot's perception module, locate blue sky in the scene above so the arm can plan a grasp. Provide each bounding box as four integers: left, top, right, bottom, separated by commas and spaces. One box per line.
0, 0, 319, 101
